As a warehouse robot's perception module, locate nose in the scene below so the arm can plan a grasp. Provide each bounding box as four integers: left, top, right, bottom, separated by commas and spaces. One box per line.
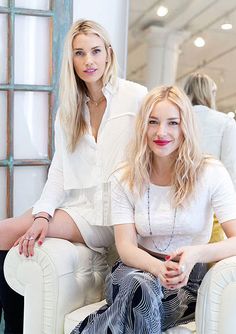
156, 124, 167, 137
85, 53, 93, 66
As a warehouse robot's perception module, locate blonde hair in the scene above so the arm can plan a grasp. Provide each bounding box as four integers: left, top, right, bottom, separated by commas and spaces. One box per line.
59, 19, 117, 152
184, 72, 217, 109
122, 85, 205, 207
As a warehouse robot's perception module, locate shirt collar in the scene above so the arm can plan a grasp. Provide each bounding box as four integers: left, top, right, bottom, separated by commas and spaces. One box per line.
84, 76, 118, 103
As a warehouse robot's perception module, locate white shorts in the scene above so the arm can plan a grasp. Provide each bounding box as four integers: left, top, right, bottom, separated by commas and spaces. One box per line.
60, 207, 114, 254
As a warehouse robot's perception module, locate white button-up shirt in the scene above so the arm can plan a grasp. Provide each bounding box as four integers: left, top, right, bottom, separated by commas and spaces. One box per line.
32, 78, 147, 225
193, 105, 236, 188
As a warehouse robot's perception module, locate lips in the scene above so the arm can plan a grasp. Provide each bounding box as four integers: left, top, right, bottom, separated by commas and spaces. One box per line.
153, 140, 171, 146
84, 68, 97, 74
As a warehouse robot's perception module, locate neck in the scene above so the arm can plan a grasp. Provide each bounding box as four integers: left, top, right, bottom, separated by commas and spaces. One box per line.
86, 80, 103, 101
151, 156, 174, 186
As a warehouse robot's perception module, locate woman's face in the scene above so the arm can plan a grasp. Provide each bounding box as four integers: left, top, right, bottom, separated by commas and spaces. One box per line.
147, 99, 184, 159
72, 33, 108, 85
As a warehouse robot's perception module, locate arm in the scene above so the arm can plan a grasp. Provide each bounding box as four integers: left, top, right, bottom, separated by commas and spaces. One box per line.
193, 220, 236, 263
114, 224, 164, 277
14, 116, 66, 254
166, 163, 236, 289
32, 116, 65, 217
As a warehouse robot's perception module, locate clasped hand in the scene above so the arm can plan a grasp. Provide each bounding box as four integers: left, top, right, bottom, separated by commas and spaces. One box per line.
14, 219, 49, 257
158, 246, 199, 289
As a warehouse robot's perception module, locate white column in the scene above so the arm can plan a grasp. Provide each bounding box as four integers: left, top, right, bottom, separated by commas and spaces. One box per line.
73, 0, 129, 78
145, 26, 189, 89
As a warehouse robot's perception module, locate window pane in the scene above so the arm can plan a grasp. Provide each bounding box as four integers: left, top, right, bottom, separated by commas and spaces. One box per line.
13, 166, 47, 216
15, 0, 50, 10
0, 91, 7, 159
0, 14, 8, 84
14, 91, 49, 159
14, 15, 51, 85
0, 168, 7, 219
0, 0, 8, 6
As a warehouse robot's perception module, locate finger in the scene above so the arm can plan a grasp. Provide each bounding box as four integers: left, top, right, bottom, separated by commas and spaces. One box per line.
28, 237, 36, 257
18, 237, 26, 255
165, 260, 179, 271
166, 276, 188, 290
22, 238, 29, 257
165, 272, 186, 285
38, 229, 46, 246
167, 249, 184, 262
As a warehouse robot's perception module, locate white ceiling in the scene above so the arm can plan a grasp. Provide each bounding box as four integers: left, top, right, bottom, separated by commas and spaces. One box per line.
127, 0, 236, 113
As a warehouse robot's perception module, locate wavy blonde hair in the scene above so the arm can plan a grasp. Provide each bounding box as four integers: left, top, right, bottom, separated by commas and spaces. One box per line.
184, 72, 217, 109
59, 19, 117, 151
122, 85, 205, 207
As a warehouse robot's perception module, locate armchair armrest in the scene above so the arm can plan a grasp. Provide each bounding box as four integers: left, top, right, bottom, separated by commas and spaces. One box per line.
4, 238, 109, 334
196, 256, 236, 334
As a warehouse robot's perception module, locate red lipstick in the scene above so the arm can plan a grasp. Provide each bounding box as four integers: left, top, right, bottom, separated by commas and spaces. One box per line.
154, 140, 171, 146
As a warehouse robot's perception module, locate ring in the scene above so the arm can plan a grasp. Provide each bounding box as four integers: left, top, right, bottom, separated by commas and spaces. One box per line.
25, 236, 35, 241
180, 264, 186, 273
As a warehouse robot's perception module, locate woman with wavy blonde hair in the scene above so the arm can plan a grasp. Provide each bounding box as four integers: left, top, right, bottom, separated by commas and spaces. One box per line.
71, 85, 236, 334
0, 19, 147, 333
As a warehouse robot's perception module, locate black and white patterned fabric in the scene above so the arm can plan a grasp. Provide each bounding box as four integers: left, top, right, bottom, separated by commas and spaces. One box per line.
71, 260, 207, 334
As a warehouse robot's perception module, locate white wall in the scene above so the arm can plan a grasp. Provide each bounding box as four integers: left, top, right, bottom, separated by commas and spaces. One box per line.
73, 0, 129, 78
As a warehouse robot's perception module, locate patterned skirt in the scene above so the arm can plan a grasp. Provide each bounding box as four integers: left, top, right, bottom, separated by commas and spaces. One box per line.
71, 260, 207, 334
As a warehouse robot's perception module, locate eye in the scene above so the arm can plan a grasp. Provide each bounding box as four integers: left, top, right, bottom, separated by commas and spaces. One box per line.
169, 121, 179, 126
74, 50, 84, 56
148, 119, 158, 125
92, 48, 101, 55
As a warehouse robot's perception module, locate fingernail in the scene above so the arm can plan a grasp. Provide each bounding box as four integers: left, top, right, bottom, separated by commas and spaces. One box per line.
38, 241, 42, 245
165, 255, 171, 261
19, 252, 22, 255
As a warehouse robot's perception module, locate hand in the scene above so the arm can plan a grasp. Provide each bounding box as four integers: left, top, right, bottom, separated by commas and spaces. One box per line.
14, 218, 49, 257
150, 258, 180, 289
164, 245, 201, 289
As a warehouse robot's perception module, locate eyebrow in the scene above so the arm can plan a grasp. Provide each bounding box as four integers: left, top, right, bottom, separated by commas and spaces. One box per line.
149, 116, 180, 120
73, 45, 102, 51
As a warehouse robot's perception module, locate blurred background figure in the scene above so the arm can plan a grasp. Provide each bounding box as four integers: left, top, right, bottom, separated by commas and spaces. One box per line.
184, 72, 236, 244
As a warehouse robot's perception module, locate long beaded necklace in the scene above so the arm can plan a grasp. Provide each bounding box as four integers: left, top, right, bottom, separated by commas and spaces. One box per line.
147, 185, 177, 252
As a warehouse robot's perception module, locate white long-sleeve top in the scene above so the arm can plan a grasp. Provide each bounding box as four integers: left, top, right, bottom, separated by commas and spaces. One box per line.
110, 160, 236, 254
32, 78, 147, 225
193, 105, 236, 188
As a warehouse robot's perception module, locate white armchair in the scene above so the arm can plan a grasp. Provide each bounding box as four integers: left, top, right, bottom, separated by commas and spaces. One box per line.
4, 238, 236, 334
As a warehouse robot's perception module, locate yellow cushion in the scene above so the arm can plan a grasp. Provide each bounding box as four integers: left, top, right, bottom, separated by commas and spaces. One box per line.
208, 216, 225, 268
209, 216, 225, 244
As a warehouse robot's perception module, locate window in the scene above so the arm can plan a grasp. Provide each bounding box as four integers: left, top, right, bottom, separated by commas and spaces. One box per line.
0, 0, 72, 217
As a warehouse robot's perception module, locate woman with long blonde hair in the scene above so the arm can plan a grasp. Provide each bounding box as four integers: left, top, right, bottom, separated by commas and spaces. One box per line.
72, 85, 236, 333
0, 19, 147, 333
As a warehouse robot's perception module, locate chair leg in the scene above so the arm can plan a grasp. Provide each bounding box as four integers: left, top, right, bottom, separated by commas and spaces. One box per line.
0, 250, 24, 334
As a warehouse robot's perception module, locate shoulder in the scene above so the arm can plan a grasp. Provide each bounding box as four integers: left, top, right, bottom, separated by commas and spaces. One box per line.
117, 78, 148, 96
194, 105, 235, 126
110, 166, 134, 201
200, 158, 231, 183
